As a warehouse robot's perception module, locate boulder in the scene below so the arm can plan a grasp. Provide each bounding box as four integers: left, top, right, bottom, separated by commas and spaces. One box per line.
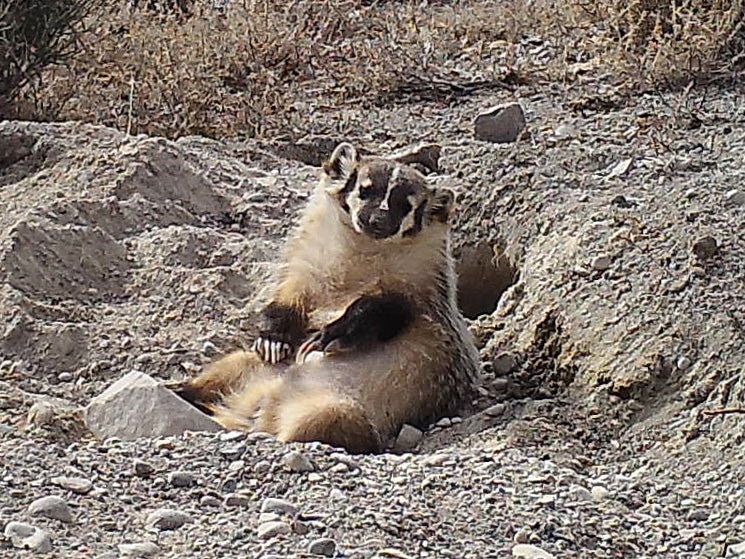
474, 102, 527, 143
84, 371, 222, 440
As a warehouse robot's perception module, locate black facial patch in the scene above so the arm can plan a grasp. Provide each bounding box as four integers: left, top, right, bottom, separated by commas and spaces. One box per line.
402, 199, 427, 238
336, 169, 358, 213
357, 180, 414, 239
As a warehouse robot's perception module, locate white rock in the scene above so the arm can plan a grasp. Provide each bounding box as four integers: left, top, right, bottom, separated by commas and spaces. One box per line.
50, 476, 93, 495
261, 497, 298, 517
85, 371, 222, 440
728, 541, 745, 556
724, 189, 745, 206
553, 124, 577, 139
118, 542, 161, 557
676, 356, 692, 371
392, 424, 423, 452
4, 521, 53, 553
591, 485, 610, 501
484, 403, 507, 417
568, 485, 592, 502
282, 450, 315, 472
145, 508, 192, 531
512, 544, 557, 559
474, 103, 527, 143
257, 520, 291, 539
608, 158, 633, 177
591, 255, 612, 271
28, 496, 73, 523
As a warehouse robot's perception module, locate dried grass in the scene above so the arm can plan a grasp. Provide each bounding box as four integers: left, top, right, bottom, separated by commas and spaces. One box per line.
7, 0, 744, 139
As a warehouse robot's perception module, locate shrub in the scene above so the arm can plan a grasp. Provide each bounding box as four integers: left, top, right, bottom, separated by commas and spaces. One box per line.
0, 0, 97, 114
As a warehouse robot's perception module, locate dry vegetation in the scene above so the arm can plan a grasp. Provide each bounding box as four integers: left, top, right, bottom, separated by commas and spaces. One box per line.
4, 0, 744, 139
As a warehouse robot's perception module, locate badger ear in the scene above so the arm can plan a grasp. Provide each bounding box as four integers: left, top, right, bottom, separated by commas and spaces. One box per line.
323, 142, 359, 180
429, 188, 455, 223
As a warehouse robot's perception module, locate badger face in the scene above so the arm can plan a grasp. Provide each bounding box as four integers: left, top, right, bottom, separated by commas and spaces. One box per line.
321, 142, 455, 241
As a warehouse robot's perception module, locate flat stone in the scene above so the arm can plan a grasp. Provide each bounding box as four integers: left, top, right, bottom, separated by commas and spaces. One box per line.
167, 471, 196, 488
261, 497, 298, 516
389, 143, 441, 173
85, 371, 222, 440
724, 189, 745, 205
50, 476, 93, 495
474, 103, 527, 143
282, 450, 315, 473
308, 537, 337, 557
484, 403, 507, 417
392, 424, 423, 453
4, 521, 53, 553
257, 520, 291, 539
145, 508, 192, 531
28, 496, 73, 523
118, 542, 161, 557
692, 236, 719, 260
492, 352, 517, 375
591, 255, 612, 271
224, 493, 251, 507
567, 485, 592, 502
512, 544, 557, 559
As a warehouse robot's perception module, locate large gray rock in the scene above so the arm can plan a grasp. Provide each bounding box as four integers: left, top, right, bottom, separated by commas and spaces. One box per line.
84, 371, 222, 440
474, 102, 527, 143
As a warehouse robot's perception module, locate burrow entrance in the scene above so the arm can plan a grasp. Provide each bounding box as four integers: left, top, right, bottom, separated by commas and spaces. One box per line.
456, 239, 519, 319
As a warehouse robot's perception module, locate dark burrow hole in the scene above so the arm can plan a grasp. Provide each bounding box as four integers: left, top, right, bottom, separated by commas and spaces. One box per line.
456, 240, 519, 319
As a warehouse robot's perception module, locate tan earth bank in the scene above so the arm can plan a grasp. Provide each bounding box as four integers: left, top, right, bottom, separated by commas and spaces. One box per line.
1, 83, 744, 558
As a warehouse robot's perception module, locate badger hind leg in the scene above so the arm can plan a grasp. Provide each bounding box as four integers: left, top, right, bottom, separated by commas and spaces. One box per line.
171, 350, 263, 412
275, 389, 382, 454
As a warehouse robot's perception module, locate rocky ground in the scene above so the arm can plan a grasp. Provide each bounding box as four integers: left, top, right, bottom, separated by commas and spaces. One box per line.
1, 74, 745, 558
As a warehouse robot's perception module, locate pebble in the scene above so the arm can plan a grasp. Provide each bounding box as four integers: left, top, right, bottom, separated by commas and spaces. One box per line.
58, 372, 73, 382
218, 430, 246, 442
435, 417, 452, 428
308, 473, 323, 482
492, 378, 510, 392
567, 485, 592, 502
692, 236, 719, 260
224, 493, 250, 507
514, 527, 532, 544
51, 476, 93, 495
553, 124, 577, 139
308, 537, 337, 556
133, 460, 154, 478
261, 497, 298, 516
677, 356, 692, 371
330, 453, 359, 470
4, 521, 53, 553
28, 495, 73, 523
485, 403, 507, 417
591, 485, 610, 501
259, 512, 281, 524
512, 544, 557, 559
329, 463, 349, 473
257, 520, 291, 539
724, 189, 745, 205
220, 443, 246, 460
392, 424, 423, 452
118, 542, 161, 557
254, 460, 272, 473
687, 508, 709, 521
167, 471, 196, 487
420, 454, 448, 467
199, 495, 221, 507
282, 451, 315, 472
145, 509, 192, 530
228, 460, 245, 472
492, 352, 517, 375
591, 255, 612, 271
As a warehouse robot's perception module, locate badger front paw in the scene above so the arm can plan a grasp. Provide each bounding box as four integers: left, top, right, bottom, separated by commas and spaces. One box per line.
252, 337, 293, 364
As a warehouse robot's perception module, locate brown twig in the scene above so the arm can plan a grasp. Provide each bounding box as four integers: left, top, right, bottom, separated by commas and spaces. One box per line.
702, 408, 745, 417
